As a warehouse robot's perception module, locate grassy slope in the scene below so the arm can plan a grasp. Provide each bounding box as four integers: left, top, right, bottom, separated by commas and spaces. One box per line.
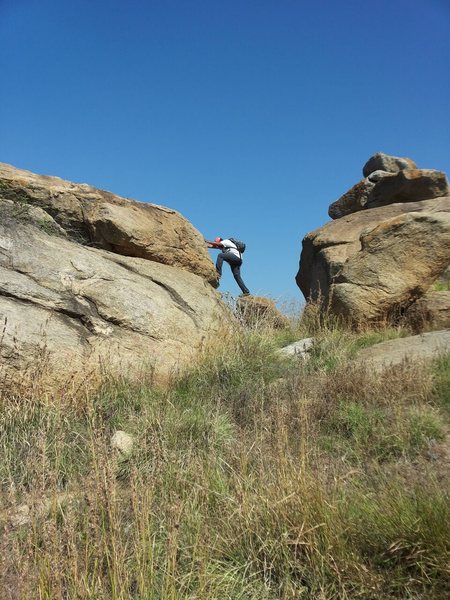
0, 316, 449, 599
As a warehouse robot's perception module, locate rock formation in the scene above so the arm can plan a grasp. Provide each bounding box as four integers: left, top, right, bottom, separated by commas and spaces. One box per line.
0, 164, 228, 383
296, 153, 450, 326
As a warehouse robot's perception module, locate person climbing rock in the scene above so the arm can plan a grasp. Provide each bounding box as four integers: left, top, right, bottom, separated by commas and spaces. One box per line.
206, 236, 251, 296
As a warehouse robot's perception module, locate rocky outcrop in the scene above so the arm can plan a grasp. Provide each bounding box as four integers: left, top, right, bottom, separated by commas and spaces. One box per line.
0, 162, 218, 286
296, 153, 450, 328
0, 168, 229, 384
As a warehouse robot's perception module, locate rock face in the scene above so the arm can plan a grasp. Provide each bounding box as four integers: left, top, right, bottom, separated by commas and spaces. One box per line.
0, 162, 218, 286
297, 153, 450, 327
366, 169, 449, 209
0, 167, 229, 384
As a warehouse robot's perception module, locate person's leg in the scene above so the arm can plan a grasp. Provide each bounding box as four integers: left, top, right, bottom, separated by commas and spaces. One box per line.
229, 259, 250, 295
216, 252, 227, 277
231, 264, 250, 295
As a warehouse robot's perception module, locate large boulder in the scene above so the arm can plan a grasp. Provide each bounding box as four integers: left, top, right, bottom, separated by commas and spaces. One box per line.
328, 211, 450, 324
297, 196, 450, 302
0, 162, 218, 286
0, 191, 229, 385
362, 152, 416, 177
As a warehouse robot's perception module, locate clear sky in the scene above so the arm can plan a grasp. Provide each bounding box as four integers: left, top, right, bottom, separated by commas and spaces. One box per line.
1, 0, 449, 304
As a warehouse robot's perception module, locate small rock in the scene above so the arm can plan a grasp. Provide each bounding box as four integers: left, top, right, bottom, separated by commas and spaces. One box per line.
278, 338, 314, 358
10, 504, 31, 527
111, 430, 134, 455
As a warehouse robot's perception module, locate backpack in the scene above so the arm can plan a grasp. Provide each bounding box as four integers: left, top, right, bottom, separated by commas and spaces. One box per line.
229, 238, 246, 254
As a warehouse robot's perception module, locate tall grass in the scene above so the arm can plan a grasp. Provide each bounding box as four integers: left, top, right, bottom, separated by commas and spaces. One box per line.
0, 320, 448, 599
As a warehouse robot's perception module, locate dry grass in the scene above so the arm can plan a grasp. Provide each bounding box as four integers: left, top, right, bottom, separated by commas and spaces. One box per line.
0, 316, 449, 599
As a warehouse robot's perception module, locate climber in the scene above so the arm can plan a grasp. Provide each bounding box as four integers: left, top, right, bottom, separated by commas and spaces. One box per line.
206, 237, 251, 296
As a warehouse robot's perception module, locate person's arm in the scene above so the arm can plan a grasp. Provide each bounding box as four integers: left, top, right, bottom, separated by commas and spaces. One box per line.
205, 239, 223, 249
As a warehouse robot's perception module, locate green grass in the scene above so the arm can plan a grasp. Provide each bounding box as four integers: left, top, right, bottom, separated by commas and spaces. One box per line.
432, 279, 450, 291
1, 326, 448, 599
432, 352, 450, 411
303, 325, 409, 374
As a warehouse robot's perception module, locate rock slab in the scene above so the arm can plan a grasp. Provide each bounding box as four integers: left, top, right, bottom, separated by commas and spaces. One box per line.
277, 337, 314, 358
354, 330, 450, 371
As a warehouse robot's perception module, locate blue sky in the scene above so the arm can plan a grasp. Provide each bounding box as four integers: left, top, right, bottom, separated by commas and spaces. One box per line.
1, 0, 449, 304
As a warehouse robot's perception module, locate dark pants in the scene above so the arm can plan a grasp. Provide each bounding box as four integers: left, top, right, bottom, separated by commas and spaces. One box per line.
216, 252, 250, 295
